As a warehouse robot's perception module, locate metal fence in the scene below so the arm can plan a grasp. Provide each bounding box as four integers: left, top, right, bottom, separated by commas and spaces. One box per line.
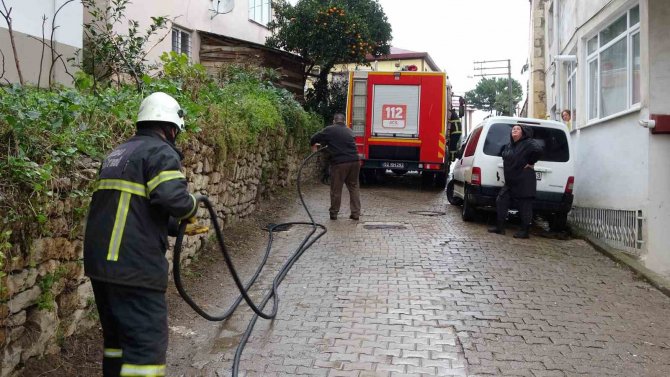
568, 207, 644, 255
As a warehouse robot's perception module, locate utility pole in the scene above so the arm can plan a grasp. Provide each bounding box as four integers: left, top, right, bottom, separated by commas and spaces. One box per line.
473, 59, 514, 116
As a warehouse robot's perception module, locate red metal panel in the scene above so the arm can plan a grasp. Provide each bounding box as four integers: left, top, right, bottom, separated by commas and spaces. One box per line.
361, 72, 445, 164
650, 114, 670, 134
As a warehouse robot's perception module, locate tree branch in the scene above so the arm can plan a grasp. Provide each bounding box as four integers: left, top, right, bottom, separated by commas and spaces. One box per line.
0, 0, 23, 85
38, 15, 47, 88
49, 0, 76, 88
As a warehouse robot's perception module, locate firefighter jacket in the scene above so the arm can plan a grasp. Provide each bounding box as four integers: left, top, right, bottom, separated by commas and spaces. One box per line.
84, 129, 197, 292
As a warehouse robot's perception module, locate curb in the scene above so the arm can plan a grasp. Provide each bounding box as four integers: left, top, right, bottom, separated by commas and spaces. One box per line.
573, 229, 670, 298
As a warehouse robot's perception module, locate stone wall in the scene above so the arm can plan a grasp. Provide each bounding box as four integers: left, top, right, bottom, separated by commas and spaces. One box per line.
0, 129, 316, 377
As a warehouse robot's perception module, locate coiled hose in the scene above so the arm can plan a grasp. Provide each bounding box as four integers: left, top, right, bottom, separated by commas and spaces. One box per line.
172, 147, 327, 376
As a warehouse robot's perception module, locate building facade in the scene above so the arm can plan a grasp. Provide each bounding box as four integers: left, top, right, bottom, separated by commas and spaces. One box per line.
529, 0, 670, 278
85, 0, 273, 65
333, 47, 441, 74
0, 0, 83, 86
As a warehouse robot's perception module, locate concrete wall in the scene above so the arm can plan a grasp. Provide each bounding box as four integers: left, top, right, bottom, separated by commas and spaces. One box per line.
0, 0, 82, 86
528, 0, 546, 119
0, 29, 79, 86
643, 0, 670, 275
98, 0, 271, 65
1, 0, 83, 48
571, 112, 648, 209
539, 0, 670, 277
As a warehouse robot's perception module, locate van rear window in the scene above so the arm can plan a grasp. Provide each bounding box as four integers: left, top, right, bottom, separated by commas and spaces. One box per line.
483, 123, 570, 162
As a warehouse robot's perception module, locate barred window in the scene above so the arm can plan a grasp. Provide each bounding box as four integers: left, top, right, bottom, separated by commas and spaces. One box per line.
171, 26, 192, 58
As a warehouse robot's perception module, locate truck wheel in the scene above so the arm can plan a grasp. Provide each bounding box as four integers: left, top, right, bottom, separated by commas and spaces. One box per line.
461, 190, 477, 222
549, 212, 569, 231
446, 181, 463, 205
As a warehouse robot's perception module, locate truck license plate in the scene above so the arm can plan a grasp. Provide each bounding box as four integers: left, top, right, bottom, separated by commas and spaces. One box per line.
382, 162, 405, 169
536, 171, 542, 181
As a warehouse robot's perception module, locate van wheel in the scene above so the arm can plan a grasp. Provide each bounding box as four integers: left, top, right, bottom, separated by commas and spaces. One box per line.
549, 212, 568, 231
446, 181, 463, 205
461, 191, 476, 222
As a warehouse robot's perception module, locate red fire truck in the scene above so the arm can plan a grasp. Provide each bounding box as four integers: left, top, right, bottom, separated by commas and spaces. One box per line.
345, 70, 453, 186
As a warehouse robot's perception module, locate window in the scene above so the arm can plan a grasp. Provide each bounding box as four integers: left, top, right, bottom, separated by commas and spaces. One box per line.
351, 79, 367, 136
483, 123, 569, 162
249, 0, 271, 26
171, 27, 192, 58
587, 5, 640, 121
463, 127, 482, 157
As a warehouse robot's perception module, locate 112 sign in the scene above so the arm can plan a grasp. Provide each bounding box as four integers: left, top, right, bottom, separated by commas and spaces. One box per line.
381, 104, 407, 129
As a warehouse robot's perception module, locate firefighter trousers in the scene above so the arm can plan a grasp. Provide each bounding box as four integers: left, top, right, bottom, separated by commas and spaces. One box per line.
91, 280, 168, 377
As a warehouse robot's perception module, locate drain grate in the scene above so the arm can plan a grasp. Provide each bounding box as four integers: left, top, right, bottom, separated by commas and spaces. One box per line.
362, 222, 407, 230
408, 210, 446, 217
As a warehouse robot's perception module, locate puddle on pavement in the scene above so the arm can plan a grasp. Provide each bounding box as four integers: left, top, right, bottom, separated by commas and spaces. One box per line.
211, 335, 242, 350
362, 222, 407, 230
408, 210, 446, 216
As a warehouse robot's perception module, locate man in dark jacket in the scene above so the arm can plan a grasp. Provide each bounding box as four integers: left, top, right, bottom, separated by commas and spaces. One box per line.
310, 113, 361, 220
489, 124, 543, 238
84, 92, 205, 377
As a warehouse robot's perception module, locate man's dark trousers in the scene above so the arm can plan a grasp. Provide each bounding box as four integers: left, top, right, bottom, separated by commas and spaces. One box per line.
329, 161, 361, 217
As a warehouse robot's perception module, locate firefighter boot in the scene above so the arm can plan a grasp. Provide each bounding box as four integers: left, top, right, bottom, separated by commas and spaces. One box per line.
488, 221, 505, 235
513, 225, 530, 239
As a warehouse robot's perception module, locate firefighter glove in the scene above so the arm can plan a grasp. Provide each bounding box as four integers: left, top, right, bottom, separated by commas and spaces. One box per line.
185, 222, 209, 236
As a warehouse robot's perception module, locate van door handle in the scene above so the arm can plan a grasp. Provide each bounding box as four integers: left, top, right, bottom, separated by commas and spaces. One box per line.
496, 172, 500, 181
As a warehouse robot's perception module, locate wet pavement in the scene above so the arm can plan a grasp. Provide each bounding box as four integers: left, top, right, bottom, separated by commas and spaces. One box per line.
167, 174, 670, 377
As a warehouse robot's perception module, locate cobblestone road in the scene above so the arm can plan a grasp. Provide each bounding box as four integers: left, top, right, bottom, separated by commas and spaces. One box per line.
170, 176, 670, 377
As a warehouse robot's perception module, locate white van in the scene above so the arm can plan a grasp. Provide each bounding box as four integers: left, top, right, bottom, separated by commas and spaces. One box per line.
446, 116, 574, 230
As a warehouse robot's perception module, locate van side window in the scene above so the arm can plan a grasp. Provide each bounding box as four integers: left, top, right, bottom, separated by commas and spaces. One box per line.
463, 127, 483, 157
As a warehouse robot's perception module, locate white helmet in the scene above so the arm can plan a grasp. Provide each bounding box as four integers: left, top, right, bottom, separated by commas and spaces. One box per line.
137, 92, 185, 132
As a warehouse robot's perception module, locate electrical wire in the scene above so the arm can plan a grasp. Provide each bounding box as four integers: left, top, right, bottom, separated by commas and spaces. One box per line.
172, 146, 328, 376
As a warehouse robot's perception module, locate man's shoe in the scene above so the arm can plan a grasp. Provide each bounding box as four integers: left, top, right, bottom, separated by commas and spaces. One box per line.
349, 215, 359, 221
488, 226, 505, 235
330, 213, 337, 220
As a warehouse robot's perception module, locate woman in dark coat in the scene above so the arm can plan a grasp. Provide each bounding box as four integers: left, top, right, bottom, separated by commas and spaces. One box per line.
489, 125, 543, 238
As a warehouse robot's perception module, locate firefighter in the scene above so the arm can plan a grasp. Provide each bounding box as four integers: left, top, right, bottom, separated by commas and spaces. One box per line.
447, 108, 462, 163
84, 92, 207, 377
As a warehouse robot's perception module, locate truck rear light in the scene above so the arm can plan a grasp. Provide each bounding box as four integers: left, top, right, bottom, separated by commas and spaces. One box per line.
565, 176, 574, 194
472, 167, 482, 186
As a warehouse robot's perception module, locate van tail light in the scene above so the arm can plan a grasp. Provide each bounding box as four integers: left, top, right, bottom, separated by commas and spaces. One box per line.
472, 167, 482, 186
565, 176, 574, 194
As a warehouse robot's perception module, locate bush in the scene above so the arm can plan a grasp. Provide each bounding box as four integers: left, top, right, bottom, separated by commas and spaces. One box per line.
0, 55, 323, 284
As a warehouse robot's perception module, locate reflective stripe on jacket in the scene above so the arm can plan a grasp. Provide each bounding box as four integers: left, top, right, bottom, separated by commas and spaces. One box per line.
84, 129, 196, 291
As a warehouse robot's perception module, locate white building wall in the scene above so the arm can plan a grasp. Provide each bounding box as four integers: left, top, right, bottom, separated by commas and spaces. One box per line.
1, 0, 83, 48
571, 113, 649, 209
112, 1, 271, 64
543, 0, 670, 277
644, 0, 670, 276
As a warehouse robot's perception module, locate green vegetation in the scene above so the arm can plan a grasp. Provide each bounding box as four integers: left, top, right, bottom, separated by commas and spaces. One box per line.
0, 53, 323, 282
465, 77, 524, 116
267, 0, 392, 118
37, 266, 67, 311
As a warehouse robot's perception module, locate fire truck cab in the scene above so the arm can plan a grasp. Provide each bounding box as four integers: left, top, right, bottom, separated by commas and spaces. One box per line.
345, 70, 453, 186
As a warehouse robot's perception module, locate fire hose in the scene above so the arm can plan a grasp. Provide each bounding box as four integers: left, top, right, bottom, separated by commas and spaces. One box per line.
172, 147, 327, 376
